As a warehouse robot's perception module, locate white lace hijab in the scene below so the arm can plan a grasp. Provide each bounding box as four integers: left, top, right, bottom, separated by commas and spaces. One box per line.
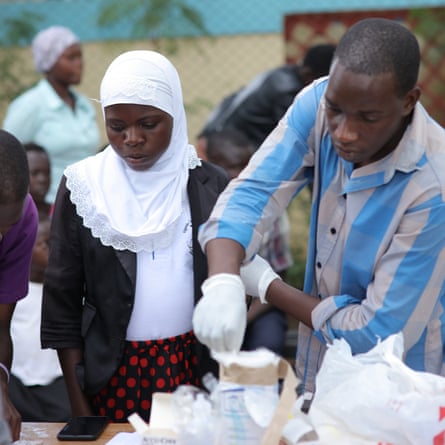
65, 50, 201, 252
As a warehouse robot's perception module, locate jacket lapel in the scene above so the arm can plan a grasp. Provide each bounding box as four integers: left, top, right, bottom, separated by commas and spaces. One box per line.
115, 249, 137, 286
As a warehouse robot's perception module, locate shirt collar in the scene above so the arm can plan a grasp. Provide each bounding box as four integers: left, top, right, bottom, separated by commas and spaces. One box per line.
39, 78, 81, 110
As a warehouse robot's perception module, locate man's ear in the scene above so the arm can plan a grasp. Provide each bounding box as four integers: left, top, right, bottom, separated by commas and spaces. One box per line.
402, 86, 421, 116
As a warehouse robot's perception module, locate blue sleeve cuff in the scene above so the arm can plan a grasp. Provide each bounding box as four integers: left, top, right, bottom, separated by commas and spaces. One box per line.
312, 294, 361, 341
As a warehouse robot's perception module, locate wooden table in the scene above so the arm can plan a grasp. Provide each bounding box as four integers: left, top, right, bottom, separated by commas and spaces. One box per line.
18, 422, 134, 444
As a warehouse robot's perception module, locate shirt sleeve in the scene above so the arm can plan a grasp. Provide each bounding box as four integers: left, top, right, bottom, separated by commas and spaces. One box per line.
41, 177, 85, 349
198, 79, 327, 261
0, 195, 38, 303
2, 91, 40, 143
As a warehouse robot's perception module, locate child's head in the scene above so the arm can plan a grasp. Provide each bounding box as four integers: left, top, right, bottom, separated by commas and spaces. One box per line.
100, 50, 188, 172
0, 130, 30, 236
206, 128, 256, 179
24, 143, 51, 205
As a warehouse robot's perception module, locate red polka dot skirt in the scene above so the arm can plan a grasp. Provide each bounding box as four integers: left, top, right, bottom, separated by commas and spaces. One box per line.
91, 330, 200, 422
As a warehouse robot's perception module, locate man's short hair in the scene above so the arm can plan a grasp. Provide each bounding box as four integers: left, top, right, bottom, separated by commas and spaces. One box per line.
334, 17, 420, 96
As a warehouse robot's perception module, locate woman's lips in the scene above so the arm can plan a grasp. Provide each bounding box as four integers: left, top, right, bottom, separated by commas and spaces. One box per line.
125, 155, 146, 163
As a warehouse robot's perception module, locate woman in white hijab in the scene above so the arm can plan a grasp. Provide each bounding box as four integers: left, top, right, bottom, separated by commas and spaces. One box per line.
3, 26, 100, 202
41, 50, 229, 422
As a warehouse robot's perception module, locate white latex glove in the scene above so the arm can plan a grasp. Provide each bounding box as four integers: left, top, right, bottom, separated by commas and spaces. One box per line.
193, 273, 247, 352
240, 255, 281, 303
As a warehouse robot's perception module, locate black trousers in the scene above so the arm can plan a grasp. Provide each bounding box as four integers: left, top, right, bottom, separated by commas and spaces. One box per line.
9, 374, 71, 422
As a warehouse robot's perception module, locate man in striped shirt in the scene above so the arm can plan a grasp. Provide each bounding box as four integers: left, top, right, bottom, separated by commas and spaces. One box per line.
193, 17, 445, 394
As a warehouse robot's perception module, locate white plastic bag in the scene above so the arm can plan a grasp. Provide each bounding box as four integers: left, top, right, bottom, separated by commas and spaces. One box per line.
302, 333, 445, 445
171, 385, 216, 445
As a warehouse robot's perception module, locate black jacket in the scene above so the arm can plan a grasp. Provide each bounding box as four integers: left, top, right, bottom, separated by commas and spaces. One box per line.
41, 161, 228, 394
201, 65, 304, 148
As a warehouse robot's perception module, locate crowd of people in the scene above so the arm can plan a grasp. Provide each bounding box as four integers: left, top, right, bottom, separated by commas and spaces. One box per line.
0, 17, 444, 443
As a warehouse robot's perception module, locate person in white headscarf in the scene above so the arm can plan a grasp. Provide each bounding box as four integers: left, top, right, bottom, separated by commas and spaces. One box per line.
3, 25, 100, 203
41, 50, 229, 422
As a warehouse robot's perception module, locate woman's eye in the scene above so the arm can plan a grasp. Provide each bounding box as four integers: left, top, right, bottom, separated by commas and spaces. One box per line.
109, 124, 124, 132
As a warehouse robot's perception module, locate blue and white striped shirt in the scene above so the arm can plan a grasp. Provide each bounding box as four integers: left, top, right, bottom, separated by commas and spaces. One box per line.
199, 77, 445, 393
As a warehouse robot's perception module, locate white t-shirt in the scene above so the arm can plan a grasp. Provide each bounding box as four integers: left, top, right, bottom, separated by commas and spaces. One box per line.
11, 281, 63, 385
126, 203, 194, 340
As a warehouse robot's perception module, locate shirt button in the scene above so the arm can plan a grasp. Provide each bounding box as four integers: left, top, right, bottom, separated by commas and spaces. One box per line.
330, 227, 336, 235
316, 261, 322, 268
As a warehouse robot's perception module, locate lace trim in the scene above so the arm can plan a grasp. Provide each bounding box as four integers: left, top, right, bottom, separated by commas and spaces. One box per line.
101, 76, 172, 107
65, 147, 199, 253
188, 144, 202, 169
67, 166, 184, 252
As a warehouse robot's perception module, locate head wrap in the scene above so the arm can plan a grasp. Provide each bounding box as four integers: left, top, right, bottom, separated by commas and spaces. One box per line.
100, 51, 174, 116
32, 26, 79, 73
64, 50, 201, 252
99, 50, 191, 177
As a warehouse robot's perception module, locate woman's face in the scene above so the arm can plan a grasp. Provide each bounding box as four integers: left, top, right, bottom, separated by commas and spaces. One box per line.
48, 43, 83, 86
105, 103, 173, 171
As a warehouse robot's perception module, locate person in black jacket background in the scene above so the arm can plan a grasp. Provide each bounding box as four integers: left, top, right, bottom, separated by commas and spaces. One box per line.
197, 43, 336, 158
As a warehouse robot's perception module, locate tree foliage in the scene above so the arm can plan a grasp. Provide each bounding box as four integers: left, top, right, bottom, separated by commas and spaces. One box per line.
409, 7, 445, 125
0, 11, 42, 109
409, 7, 445, 48
97, 0, 209, 53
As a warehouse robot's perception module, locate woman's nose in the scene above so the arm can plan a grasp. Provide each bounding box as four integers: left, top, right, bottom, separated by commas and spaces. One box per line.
124, 127, 142, 146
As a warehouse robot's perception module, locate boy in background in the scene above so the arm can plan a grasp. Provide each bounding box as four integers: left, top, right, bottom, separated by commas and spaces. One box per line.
9, 143, 70, 422
0, 130, 38, 441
